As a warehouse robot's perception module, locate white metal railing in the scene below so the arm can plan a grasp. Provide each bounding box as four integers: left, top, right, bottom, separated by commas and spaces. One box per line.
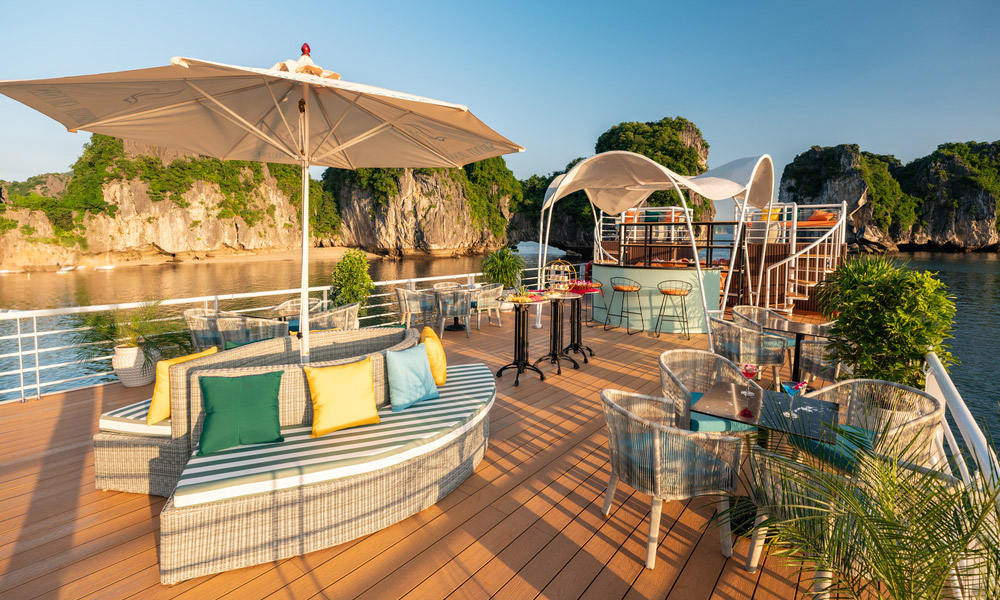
594, 206, 695, 264
759, 202, 848, 310
0, 266, 546, 404
925, 351, 999, 488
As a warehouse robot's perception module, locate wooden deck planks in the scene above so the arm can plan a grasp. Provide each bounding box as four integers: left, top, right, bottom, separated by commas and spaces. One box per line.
0, 312, 811, 599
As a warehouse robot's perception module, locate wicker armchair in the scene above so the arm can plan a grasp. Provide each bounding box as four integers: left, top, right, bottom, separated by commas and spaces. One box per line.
472, 282, 503, 329
599, 389, 743, 569
396, 288, 434, 327
309, 302, 360, 331
217, 315, 289, 347
798, 340, 849, 384
709, 318, 787, 389
183, 308, 243, 350
804, 379, 944, 466
435, 290, 472, 338
273, 297, 323, 319
432, 281, 461, 290
659, 349, 761, 432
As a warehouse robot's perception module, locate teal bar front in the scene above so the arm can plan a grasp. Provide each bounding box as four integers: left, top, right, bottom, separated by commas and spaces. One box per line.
590, 263, 721, 334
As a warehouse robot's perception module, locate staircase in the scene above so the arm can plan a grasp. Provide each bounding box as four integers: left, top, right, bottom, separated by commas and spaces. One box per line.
759, 202, 848, 313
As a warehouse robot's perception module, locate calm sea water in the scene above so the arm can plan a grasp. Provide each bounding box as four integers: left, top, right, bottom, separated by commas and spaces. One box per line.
900, 252, 1000, 448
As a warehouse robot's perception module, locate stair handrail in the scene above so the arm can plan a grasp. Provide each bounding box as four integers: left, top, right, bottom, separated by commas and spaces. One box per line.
761, 202, 848, 309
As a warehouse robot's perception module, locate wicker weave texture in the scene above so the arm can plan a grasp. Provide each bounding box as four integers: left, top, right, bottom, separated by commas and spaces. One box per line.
805, 379, 944, 465
600, 389, 742, 502
709, 317, 786, 368
658, 349, 760, 430
93, 432, 189, 497
159, 415, 489, 584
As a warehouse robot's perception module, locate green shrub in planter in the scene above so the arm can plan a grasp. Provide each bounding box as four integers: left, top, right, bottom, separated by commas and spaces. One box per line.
815, 256, 956, 387
481, 247, 524, 290
330, 249, 374, 313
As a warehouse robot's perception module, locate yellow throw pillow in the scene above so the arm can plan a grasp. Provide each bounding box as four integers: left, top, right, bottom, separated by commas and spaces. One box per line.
147, 346, 218, 425
304, 358, 380, 437
419, 327, 447, 386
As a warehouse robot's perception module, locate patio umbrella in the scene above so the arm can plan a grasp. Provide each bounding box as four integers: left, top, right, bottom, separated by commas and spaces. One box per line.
0, 44, 523, 360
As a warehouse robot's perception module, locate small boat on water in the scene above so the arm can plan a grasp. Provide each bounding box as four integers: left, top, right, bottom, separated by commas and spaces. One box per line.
57, 266, 76, 273
0, 269, 25, 275
95, 265, 115, 271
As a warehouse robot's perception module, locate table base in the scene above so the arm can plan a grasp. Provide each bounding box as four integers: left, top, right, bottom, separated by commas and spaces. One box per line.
564, 295, 593, 363
532, 298, 579, 375
496, 303, 545, 386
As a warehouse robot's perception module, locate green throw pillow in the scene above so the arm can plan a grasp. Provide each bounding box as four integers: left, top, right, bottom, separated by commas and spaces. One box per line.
197, 371, 285, 455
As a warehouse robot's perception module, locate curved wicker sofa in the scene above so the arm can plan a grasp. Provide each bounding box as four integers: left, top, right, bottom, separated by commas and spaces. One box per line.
156, 338, 494, 583
94, 327, 419, 496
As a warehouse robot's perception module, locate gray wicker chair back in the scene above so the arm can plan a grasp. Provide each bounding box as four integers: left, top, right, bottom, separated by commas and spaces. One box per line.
273, 297, 323, 319
432, 282, 461, 290
804, 379, 944, 465
396, 288, 435, 326
309, 302, 360, 331
709, 317, 787, 368
435, 290, 472, 318
658, 349, 761, 430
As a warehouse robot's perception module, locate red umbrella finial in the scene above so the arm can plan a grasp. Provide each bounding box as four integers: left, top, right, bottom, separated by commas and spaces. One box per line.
301, 43, 311, 56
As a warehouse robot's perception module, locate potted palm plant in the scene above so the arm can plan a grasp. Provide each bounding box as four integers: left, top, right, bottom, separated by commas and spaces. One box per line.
74, 301, 192, 387
481, 247, 524, 312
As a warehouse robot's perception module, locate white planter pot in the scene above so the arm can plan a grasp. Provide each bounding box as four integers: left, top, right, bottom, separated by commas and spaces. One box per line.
499, 301, 514, 313
112, 345, 160, 387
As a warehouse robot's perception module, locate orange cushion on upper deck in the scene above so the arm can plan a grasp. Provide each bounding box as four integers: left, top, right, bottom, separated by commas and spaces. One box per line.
808, 209, 834, 221
613, 285, 641, 292
660, 288, 690, 296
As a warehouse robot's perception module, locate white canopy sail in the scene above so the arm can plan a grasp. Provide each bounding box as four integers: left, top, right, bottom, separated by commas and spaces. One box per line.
536, 151, 775, 347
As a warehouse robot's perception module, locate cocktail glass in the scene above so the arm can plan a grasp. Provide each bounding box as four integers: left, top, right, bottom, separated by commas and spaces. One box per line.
781, 381, 807, 419
739, 364, 758, 417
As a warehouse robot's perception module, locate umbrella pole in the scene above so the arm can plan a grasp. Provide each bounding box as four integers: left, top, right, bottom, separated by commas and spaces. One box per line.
298, 88, 311, 363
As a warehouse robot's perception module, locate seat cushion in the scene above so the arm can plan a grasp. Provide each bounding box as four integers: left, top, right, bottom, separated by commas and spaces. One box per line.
789, 425, 876, 473
171, 364, 496, 508
689, 392, 757, 433
419, 327, 448, 386
197, 371, 285, 455
148, 346, 218, 425
387, 344, 440, 411
660, 289, 689, 296
99, 398, 171, 437
304, 358, 380, 437
613, 285, 640, 292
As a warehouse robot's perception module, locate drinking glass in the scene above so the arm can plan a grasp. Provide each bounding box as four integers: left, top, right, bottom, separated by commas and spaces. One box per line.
781, 381, 806, 419
739, 364, 758, 417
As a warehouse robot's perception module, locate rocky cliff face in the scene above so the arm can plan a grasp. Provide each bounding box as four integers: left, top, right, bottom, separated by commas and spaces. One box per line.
779, 143, 1000, 252
0, 163, 304, 270
335, 168, 510, 257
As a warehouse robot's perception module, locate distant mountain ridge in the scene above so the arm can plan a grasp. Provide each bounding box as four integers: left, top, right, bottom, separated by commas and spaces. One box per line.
780, 142, 1000, 252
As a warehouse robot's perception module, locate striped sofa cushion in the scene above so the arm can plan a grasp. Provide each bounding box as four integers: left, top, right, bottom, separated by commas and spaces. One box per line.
172, 363, 495, 508
98, 398, 171, 437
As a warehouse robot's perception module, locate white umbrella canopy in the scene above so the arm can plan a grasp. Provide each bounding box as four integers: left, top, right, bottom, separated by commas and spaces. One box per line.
0, 44, 524, 360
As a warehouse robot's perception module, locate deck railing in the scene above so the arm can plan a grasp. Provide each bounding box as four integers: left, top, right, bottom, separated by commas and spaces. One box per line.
0, 266, 547, 404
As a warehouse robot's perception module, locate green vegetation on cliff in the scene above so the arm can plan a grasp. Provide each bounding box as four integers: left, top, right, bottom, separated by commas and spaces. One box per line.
595, 117, 711, 219
0, 135, 341, 244
515, 117, 713, 234
858, 151, 922, 230
322, 157, 521, 238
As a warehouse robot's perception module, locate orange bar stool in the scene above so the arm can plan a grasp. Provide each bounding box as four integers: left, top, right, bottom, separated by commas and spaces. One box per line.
653, 280, 692, 339
604, 276, 644, 335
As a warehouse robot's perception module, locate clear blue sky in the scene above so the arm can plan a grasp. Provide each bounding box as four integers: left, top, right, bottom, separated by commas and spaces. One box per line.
1, 0, 998, 196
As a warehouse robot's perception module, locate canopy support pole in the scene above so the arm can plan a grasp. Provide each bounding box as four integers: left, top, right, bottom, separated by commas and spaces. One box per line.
671, 182, 714, 351
298, 85, 311, 363
718, 199, 747, 315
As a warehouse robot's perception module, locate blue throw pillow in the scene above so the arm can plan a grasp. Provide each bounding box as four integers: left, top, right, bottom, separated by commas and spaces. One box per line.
386, 343, 440, 411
